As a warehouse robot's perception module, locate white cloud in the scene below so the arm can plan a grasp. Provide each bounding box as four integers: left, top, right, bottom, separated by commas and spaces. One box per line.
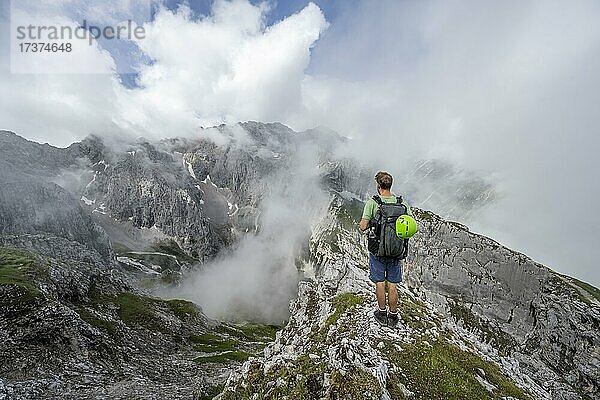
117, 1, 327, 137
1, 0, 327, 144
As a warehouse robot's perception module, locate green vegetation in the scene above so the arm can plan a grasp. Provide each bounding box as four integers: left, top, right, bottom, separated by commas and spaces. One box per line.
548, 275, 594, 305
386, 373, 409, 399
83, 284, 200, 333
330, 368, 381, 400
221, 354, 380, 400
189, 333, 239, 353
412, 209, 436, 222
221, 355, 327, 399
323, 230, 342, 253
382, 337, 531, 400
448, 301, 516, 355
191, 323, 281, 363
568, 277, 600, 304
550, 273, 600, 305
113, 292, 168, 332
76, 306, 119, 335
311, 292, 366, 344
397, 293, 438, 331
305, 290, 319, 320
167, 298, 200, 321
326, 292, 367, 326
448, 220, 469, 231
0, 247, 43, 305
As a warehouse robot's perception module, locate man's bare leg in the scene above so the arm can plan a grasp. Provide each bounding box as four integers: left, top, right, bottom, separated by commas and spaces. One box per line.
388, 282, 398, 313
375, 282, 387, 310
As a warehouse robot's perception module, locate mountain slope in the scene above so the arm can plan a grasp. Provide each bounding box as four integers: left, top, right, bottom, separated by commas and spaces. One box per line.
221, 194, 599, 400
0, 125, 598, 400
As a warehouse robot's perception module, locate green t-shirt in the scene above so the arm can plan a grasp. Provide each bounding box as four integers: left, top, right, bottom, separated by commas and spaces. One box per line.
361, 195, 412, 221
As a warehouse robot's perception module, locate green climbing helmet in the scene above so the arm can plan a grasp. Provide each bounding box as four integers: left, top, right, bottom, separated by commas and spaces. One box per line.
396, 214, 418, 238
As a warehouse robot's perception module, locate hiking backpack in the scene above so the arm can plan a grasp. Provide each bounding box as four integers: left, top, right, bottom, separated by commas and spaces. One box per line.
367, 195, 409, 260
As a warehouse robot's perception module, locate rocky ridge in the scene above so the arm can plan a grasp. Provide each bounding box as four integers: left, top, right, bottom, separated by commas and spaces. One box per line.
221, 194, 599, 399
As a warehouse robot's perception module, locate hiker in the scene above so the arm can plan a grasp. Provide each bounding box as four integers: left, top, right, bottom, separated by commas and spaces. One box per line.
359, 171, 417, 327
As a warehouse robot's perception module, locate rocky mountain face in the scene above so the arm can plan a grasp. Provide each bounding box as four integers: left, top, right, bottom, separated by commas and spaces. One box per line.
0, 123, 598, 400
221, 195, 599, 399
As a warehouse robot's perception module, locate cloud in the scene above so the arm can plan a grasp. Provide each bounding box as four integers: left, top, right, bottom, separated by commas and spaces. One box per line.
116, 1, 327, 137
164, 139, 330, 323
0, 0, 328, 145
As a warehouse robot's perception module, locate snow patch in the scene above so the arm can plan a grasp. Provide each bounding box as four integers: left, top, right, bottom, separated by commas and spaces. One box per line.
94, 160, 109, 170
116, 257, 162, 275
183, 158, 197, 179
92, 203, 107, 215
80, 196, 95, 206
201, 174, 218, 188
85, 172, 97, 189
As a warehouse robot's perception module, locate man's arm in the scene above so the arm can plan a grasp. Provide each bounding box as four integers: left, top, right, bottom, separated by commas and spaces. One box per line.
359, 218, 370, 232
359, 199, 375, 232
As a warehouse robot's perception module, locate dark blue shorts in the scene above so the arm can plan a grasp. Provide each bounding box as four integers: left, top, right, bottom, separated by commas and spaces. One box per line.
369, 253, 402, 283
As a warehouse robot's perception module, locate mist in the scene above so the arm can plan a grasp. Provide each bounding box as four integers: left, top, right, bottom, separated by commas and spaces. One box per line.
162, 140, 330, 323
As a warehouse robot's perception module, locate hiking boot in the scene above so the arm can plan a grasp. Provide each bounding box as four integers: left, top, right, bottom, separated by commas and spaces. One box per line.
387, 312, 399, 328
374, 309, 387, 326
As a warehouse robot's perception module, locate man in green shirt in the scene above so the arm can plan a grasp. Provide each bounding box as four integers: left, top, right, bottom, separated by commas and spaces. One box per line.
359, 171, 412, 327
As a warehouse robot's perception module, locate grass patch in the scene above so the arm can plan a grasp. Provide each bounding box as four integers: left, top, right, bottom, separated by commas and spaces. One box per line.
167, 298, 200, 320
114, 292, 166, 332
323, 230, 342, 253
221, 355, 326, 400
397, 293, 436, 331
330, 367, 381, 400
382, 337, 531, 400
326, 292, 366, 326
386, 373, 409, 399
412, 208, 436, 222
76, 306, 119, 335
548, 275, 593, 305
0, 247, 42, 305
306, 290, 319, 320
312, 292, 366, 344
84, 284, 204, 334
569, 277, 600, 303
189, 333, 239, 353
216, 323, 280, 342
449, 301, 516, 355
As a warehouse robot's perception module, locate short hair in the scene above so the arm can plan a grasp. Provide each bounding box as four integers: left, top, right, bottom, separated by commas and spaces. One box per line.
375, 171, 393, 190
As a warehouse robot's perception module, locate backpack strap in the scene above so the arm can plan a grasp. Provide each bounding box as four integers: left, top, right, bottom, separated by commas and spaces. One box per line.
395, 196, 403, 204
372, 195, 383, 205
